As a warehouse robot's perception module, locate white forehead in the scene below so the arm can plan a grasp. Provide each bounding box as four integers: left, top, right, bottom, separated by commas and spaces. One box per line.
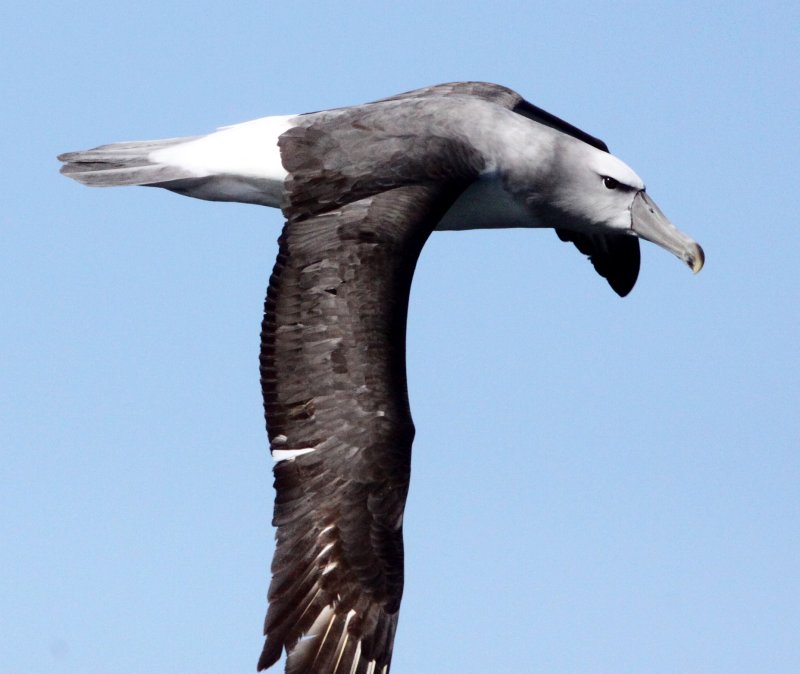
587, 146, 645, 190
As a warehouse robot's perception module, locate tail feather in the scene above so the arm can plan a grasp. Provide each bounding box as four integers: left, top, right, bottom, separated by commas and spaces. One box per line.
58, 137, 202, 187
58, 114, 295, 207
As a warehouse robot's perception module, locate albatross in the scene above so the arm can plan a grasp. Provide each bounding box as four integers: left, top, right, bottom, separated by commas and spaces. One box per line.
58, 81, 704, 674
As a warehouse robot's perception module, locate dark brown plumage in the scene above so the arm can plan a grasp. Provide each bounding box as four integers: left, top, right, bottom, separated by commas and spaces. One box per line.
258, 184, 468, 673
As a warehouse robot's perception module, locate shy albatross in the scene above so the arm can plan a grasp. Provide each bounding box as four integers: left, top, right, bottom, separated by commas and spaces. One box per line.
59, 82, 704, 674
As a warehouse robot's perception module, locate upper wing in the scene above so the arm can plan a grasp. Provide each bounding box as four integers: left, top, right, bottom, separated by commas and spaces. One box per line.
378, 82, 641, 294
258, 183, 469, 674
377, 82, 609, 152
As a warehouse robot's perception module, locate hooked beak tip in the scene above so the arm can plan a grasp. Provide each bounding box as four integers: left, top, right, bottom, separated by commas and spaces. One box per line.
631, 191, 705, 276
686, 243, 705, 274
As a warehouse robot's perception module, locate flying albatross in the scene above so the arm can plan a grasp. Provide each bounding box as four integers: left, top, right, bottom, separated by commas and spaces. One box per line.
58, 82, 704, 674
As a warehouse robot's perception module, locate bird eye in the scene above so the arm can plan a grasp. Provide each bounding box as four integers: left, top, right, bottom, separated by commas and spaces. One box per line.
603, 176, 620, 190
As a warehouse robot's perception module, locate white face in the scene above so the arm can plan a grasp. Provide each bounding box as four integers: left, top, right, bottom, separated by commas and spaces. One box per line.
540, 137, 646, 233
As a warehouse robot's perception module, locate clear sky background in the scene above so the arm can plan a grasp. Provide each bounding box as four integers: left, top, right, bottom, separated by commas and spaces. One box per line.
3, 2, 798, 673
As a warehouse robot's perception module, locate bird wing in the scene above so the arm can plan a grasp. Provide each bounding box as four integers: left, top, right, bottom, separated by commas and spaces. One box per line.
379, 82, 641, 294
378, 81, 610, 152
258, 182, 470, 674
555, 230, 641, 297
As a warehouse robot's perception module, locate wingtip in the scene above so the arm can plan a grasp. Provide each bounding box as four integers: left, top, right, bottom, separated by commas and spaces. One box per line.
257, 638, 282, 672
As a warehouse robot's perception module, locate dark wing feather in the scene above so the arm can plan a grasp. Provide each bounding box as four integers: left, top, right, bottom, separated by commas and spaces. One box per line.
279, 102, 484, 223
511, 99, 609, 152
555, 230, 641, 297
258, 184, 469, 674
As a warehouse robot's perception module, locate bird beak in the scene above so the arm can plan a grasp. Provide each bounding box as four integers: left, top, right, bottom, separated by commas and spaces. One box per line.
631, 191, 704, 273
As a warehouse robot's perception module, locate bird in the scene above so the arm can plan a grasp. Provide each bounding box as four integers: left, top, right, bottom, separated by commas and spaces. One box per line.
58, 81, 704, 674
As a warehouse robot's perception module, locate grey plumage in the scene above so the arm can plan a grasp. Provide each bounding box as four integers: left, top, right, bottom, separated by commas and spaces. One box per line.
58, 137, 201, 186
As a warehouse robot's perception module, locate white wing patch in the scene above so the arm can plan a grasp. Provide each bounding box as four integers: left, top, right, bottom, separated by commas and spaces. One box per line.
271, 433, 317, 461
271, 446, 316, 461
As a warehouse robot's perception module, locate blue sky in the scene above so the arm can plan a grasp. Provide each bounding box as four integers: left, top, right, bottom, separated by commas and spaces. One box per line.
3, 2, 799, 673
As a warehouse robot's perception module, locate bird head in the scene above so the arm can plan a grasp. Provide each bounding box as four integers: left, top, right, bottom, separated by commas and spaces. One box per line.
530, 137, 705, 274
